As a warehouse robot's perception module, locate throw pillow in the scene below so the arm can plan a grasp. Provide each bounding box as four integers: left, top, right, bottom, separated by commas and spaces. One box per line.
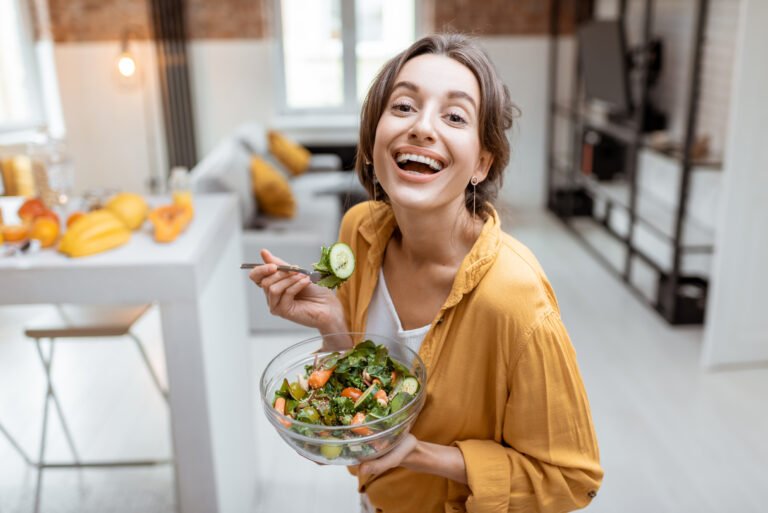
250, 156, 296, 218
267, 130, 311, 177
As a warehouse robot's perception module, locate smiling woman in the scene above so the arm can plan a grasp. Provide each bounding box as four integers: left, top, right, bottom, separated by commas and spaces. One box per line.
249, 34, 603, 513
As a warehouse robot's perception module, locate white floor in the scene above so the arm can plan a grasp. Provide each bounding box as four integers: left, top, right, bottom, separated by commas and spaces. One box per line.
1, 208, 766, 513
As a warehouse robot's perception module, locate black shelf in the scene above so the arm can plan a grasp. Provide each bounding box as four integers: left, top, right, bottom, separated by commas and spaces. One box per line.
576, 175, 715, 250
546, 0, 713, 325
551, 101, 722, 169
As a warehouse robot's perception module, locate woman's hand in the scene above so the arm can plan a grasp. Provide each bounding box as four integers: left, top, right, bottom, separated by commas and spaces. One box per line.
358, 434, 468, 485
358, 434, 419, 478
249, 249, 345, 332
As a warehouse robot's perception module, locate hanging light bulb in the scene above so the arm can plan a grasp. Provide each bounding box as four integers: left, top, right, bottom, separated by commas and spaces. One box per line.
117, 52, 136, 77
117, 28, 138, 78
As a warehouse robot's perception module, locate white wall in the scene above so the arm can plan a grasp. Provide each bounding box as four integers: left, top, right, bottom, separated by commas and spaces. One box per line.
188, 40, 275, 156
702, 0, 768, 368
54, 41, 166, 194
481, 37, 551, 208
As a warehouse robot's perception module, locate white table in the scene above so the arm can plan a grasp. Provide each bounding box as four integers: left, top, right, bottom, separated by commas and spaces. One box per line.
0, 194, 256, 513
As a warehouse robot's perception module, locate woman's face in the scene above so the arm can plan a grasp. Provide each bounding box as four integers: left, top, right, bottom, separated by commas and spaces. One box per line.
372, 54, 492, 215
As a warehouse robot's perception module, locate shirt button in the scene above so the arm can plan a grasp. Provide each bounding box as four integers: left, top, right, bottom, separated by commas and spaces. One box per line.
587, 490, 597, 498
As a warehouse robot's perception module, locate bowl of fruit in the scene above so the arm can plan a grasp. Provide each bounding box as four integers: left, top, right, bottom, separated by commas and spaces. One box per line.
260, 332, 426, 465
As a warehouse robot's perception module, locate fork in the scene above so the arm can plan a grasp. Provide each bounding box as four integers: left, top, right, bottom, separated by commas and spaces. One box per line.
240, 263, 325, 283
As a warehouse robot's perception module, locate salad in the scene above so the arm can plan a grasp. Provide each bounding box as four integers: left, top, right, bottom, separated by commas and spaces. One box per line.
271, 340, 421, 460
312, 242, 355, 290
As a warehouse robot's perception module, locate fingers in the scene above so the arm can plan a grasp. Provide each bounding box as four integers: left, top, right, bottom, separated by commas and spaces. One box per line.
248, 249, 288, 287
261, 248, 289, 266
265, 273, 310, 314
248, 263, 276, 286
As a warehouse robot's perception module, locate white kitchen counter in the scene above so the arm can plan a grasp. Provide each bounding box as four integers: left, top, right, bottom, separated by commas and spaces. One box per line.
0, 194, 256, 513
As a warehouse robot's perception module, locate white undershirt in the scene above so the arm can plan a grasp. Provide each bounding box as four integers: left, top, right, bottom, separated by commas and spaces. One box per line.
362, 269, 430, 512
365, 269, 431, 354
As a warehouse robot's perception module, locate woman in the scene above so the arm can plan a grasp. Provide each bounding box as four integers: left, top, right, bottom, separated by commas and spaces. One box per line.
250, 34, 603, 513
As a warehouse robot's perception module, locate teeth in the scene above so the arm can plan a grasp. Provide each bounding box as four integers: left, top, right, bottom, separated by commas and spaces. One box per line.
395, 153, 444, 171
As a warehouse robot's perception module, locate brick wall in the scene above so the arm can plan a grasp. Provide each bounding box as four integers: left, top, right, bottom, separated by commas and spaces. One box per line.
37, 0, 583, 42
434, 0, 584, 35
46, 0, 152, 41
36, 0, 267, 42
185, 0, 267, 39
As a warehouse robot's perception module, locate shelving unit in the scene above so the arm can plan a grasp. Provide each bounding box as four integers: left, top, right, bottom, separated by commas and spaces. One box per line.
546, 0, 715, 325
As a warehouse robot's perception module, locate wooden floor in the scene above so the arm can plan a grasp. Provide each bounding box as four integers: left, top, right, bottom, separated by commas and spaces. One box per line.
1, 208, 766, 513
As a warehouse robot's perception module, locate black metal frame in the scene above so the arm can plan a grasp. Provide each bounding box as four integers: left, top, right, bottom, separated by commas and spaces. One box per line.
546, 0, 714, 325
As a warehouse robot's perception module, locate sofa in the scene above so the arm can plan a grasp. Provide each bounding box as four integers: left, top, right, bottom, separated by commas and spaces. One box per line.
190, 122, 365, 332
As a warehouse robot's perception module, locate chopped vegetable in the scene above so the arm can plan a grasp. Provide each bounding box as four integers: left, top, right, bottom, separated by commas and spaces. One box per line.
312, 242, 356, 290
341, 387, 363, 401
400, 377, 420, 396
273, 397, 292, 428
351, 412, 373, 436
308, 367, 334, 389
320, 441, 343, 460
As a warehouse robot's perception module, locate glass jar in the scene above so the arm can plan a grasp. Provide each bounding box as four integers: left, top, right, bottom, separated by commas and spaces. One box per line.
168, 166, 193, 208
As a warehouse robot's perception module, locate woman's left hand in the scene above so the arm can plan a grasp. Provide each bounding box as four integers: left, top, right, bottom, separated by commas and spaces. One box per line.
358, 434, 419, 478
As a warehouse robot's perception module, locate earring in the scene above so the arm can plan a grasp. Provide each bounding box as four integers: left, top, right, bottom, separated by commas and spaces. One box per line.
470, 176, 479, 217
372, 172, 378, 202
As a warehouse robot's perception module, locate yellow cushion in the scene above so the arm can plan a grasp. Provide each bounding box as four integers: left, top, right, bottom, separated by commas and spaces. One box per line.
267, 130, 311, 177
250, 156, 296, 218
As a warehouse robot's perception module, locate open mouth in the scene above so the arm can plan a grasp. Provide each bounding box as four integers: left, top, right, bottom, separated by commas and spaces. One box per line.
395, 152, 445, 175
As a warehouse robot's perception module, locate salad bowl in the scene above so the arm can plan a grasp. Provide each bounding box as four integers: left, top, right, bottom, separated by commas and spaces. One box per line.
260, 332, 427, 465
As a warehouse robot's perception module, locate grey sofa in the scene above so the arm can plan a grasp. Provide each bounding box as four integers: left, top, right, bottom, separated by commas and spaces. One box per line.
190, 122, 364, 332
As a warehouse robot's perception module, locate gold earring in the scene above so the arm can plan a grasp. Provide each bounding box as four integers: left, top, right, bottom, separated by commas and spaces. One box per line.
470, 176, 479, 217
373, 172, 378, 202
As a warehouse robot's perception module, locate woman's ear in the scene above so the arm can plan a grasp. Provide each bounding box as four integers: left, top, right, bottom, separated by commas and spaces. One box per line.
475, 149, 493, 182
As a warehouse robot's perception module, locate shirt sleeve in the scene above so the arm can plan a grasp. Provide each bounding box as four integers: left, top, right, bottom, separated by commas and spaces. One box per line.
455, 311, 603, 513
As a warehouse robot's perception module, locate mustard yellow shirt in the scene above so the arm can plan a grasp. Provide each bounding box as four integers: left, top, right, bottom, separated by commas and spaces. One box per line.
337, 202, 603, 513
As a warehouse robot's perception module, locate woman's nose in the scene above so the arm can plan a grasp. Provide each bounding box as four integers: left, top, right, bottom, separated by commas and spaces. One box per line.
408, 110, 436, 143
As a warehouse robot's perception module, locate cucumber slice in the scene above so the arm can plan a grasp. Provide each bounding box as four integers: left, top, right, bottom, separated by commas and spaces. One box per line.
390, 392, 413, 412
353, 383, 378, 410
329, 242, 355, 279
400, 377, 419, 396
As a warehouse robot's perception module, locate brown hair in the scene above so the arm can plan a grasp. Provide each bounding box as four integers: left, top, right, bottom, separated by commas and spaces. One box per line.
356, 33, 517, 220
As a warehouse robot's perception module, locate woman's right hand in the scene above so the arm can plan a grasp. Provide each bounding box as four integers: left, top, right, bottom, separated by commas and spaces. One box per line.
248, 248, 345, 332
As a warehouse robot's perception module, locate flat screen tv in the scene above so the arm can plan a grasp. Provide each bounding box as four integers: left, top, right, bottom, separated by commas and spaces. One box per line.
578, 20, 632, 115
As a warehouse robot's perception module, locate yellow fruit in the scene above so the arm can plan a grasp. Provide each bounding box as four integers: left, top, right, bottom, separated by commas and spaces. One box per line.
29, 217, 60, 248
60, 209, 122, 250
58, 209, 131, 257
148, 204, 193, 243
1, 224, 29, 242
105, 192, 148, 230
61, 229, 131, 258
66, 211, 85, 228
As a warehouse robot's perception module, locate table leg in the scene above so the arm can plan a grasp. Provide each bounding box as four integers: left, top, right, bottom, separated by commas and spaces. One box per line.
160, 228, 256, 513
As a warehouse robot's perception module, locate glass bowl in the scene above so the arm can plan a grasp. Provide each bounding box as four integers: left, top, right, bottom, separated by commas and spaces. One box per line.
260, 332, 427, 465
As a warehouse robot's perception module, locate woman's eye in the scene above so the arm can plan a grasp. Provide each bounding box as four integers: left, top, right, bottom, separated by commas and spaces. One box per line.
447, 112, 467, 125
392, 102, 413, 113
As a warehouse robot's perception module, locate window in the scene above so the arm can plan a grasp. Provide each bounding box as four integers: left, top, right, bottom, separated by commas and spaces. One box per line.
276, 0, 416, 114
0, 0, 44, 133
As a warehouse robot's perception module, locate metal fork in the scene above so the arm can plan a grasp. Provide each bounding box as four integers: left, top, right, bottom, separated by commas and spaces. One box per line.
240, 263, 324, 283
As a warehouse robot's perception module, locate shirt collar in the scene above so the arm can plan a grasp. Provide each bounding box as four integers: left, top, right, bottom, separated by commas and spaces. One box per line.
358, 201, 502, 309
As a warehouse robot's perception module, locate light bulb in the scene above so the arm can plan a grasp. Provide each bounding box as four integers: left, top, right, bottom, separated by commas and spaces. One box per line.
117, 53, 136, 77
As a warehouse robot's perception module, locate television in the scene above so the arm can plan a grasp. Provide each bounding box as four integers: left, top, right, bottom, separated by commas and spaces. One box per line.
577, 20, 632, 115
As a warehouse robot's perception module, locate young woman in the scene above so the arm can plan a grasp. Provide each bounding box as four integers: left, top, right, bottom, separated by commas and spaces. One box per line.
250, 34, 603, 513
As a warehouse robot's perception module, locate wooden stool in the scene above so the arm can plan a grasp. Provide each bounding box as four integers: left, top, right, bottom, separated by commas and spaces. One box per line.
23, 304, 171, 513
